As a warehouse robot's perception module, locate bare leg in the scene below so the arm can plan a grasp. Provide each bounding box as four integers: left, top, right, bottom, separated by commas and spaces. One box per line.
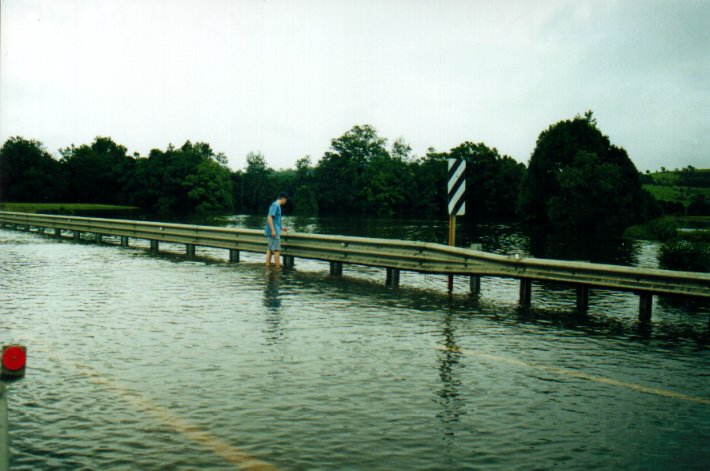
265, 250, 272, 266
273, 251, 281, 268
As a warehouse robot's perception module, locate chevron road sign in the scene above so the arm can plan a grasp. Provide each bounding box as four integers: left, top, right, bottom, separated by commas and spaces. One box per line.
447, 158, 466, 216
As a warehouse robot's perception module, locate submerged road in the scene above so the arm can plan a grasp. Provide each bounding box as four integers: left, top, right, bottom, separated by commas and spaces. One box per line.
1, 224, 708, 469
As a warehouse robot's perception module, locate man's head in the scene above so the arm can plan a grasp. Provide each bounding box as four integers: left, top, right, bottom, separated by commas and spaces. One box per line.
277, 192, 288, 205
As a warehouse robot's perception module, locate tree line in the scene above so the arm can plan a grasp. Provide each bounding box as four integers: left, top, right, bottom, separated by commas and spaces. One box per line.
0, 112, 676, 234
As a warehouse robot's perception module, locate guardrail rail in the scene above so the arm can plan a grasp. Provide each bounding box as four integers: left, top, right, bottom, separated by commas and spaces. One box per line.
1, 211, 708, 320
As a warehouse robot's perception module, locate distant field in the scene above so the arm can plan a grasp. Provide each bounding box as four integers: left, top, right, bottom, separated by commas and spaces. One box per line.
648, 168, 710, 184
642, 184, 710, 205
643, 168, 710, 206
0, 203, 139, 213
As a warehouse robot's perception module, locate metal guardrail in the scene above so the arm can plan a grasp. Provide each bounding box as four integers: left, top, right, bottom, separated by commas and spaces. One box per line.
1, 211, 708, 317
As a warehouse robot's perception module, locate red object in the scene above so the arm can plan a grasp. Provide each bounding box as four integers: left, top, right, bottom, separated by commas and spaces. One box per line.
2, 345, 26, 371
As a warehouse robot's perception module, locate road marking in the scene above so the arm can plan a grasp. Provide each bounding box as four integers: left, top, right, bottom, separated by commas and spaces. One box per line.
24, 338, 276, 470
438, 346, 710, 405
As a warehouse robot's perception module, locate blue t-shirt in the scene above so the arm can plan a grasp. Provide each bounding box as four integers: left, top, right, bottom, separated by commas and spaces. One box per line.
264, 201, 282, 237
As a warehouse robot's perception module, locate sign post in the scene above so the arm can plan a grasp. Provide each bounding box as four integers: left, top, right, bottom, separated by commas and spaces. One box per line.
0, 383, 7, 471
1, 345, 27, 471
447, 158, 466, 292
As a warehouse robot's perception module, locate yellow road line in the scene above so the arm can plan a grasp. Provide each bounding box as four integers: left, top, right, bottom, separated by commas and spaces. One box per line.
24, 338, 276, 470
438, 346, 710, 405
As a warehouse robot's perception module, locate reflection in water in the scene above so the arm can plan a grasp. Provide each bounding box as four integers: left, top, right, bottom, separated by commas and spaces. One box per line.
67, 210, 709, 340
264, 268, 282, 310
263, 268, 284, 344
436, 310, 465, 437
526, 227, 637, 265
3, 226, 709, 470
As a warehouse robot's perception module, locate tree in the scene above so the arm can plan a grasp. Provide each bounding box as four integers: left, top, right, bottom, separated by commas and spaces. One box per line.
0, 137, 65, 202
547, 152, 634, 232
518, 112, 646, 233
60, 137, 133, 204
360, 147, 414, 216
315, 125, 389, 214
123, 140, 233, 212
292, 156, 318, 215
448, 142, 525, 220
410, 148, 448, 216
688, 194, 710, 216
243, 152, 273, 213
183, 158, 234, 211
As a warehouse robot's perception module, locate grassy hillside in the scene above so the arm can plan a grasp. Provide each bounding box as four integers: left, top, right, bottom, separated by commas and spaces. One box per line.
643, 184, 710, 205
642, 168, 710, 207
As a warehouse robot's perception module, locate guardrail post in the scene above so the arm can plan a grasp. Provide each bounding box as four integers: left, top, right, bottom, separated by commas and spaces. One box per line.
22, 225, 30, 232
229, 249, 240, 263
150, 240, 159, 253
519, 279, 532, 307
186, 244, 196, 258
120, 236, 129, 247
639, 293, 653, 322
74, 231, 81, 240
283, 255, 295, 268
576, 286, 590, 312
94, 234, 102, 243
386, 268, 400, 288
38, 227, 45, 235
0, 383, 7, 471
470, 276, 481, 295
54, 228, 62, 238
330, 261, 343, 277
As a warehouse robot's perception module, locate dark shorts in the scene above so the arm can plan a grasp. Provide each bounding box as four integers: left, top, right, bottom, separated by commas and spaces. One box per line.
267, 236, 281, 251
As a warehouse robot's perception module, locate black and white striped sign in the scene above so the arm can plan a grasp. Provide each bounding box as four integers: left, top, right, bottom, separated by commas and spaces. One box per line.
447, 158, 466, 216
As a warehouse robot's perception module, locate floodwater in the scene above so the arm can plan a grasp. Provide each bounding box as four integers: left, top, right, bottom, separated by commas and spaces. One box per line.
1, 214, 708, 470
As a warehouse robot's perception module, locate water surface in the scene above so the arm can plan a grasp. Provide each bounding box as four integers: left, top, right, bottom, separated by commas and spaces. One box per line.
1, 216, 708, 469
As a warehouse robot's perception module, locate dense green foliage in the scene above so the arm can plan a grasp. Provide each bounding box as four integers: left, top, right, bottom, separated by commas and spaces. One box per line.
123, 141, 233, 211
449, 142, 527, 220
518, 112, 649, 234
310, 125, 525, 218
60, 137, 134, 205
623, 216, 679, 241
3, 114, 700, 234
1, 137, 233, 212
0, 125, 526, 218
0, 137, 65, 202
658, 238, 710, 272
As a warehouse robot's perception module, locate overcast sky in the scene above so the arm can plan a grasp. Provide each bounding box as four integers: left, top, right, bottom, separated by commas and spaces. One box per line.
1, 0, 708, 171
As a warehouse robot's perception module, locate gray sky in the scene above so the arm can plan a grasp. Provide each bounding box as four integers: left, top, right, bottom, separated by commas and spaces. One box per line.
2, 0, 708, 172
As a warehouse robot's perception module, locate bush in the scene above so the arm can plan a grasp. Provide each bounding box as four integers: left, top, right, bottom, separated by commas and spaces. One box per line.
658, 200, 686, 216
646, 217, 680, 241
688, 194, 710, 216
658, 238, 710, 272
623, 216, 678, 241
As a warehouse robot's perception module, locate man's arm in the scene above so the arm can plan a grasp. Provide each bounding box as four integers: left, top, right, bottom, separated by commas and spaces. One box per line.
267, 215, 276, 237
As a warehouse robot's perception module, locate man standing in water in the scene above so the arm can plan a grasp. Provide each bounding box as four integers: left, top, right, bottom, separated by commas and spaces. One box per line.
265, 192, 288, 267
